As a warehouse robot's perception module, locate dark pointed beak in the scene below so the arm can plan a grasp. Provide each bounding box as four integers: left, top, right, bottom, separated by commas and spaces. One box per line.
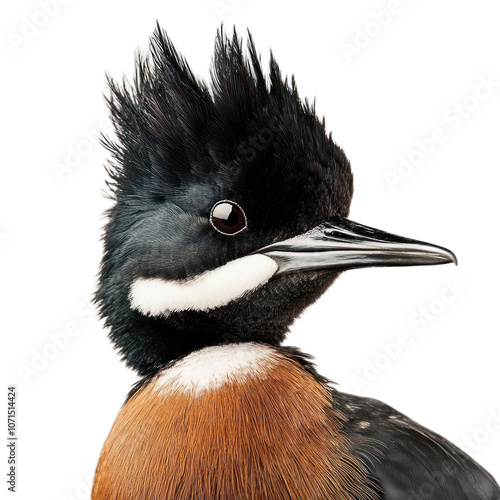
256, 216, 457, 275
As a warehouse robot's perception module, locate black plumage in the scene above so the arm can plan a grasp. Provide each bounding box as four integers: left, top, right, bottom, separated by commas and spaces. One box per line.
97, 24, 352, 375
95, 24, 499, 499
337, 391, 499, 499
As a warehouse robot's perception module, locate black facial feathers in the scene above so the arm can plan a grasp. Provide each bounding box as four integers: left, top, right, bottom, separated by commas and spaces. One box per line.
96, 24, 353, 374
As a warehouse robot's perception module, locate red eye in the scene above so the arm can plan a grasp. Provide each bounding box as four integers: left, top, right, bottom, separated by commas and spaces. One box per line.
210, 200, 247, 235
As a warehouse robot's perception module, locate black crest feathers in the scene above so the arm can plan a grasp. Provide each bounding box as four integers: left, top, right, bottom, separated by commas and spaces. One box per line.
96, 24, 353, 375
102, 23, 340, 204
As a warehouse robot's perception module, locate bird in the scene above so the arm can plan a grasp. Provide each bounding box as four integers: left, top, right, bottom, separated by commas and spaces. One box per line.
91, 24, 500, 500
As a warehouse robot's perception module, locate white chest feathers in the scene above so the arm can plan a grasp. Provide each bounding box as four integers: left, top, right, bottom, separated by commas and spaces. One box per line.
154, 343, 277, 396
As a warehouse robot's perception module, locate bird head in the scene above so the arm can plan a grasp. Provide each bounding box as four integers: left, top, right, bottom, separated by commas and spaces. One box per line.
96, 25, 456, 375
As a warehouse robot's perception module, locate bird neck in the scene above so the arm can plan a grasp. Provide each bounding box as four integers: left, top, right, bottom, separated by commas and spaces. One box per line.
102, 270, 340, 375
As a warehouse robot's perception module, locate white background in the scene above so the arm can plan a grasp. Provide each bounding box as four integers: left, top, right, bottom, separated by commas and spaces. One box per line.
2, 1, 500, 498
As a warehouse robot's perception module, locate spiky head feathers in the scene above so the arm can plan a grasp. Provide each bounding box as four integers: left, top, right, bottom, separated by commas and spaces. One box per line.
97, 25, 354, 373
103, 25, 352, 228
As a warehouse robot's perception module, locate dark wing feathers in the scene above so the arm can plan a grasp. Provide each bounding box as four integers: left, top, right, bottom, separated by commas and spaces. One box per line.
336, 391, 500, 499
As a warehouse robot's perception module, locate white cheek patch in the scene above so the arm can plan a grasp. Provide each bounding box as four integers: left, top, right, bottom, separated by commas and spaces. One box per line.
129, 254, 278, 317
154, 342, 277, 396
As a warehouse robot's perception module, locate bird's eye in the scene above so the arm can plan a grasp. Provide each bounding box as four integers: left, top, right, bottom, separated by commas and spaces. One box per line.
210, 200, 247, 235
